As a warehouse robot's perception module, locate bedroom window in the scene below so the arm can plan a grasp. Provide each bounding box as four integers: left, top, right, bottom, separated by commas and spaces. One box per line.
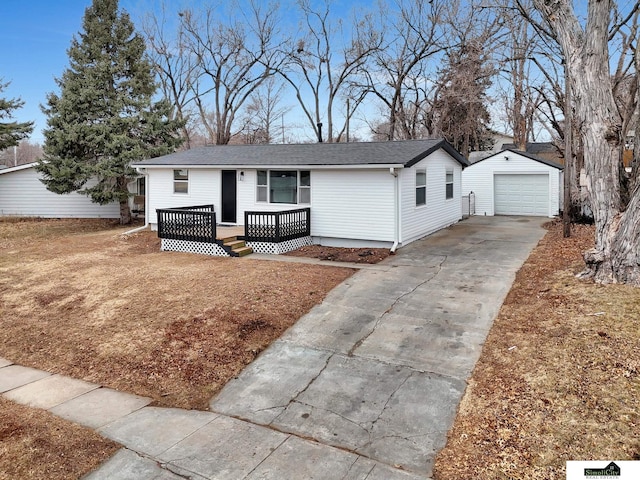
173, 169, 188, 194
256, 170, 311, 204
416, 169, 426, 206
445, 169, 454, 199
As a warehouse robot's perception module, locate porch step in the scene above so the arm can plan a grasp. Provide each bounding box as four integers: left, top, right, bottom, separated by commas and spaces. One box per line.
220, 235, 239, 244
233, 246, 254, 257
221, 236, 253, 257
224, 239, 246, 249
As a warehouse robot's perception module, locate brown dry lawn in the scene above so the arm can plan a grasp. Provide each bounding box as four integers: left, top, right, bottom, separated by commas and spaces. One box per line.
2, 218, 639, 479
0, 397, 119, 480
0, 218, 353, 410
0, 218, 354, 478
434, 221, 640, 479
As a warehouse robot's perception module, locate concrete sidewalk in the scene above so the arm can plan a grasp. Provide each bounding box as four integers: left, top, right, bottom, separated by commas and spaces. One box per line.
0, 216, 548, 479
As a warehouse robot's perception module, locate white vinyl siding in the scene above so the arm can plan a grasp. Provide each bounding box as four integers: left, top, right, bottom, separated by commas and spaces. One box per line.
147, 168, 220, 224
462, 151, 561, 217
238, 168, 394, 242
145, 156, 463, 247
311, 169, 395, 242
0, 164, 120, 218
147, 167, 394, 244
400, 150, 462, 245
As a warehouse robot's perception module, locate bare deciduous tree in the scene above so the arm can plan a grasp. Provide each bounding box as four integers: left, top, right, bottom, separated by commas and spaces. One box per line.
0, 139, 43, 167
238, 77, 292, 144
531, 0, 640, 285
142, 3, 198, 148
432, 2, 500, 157
271, 0, 381, 143
178, 0, 280, 145
361, 0, 447, 141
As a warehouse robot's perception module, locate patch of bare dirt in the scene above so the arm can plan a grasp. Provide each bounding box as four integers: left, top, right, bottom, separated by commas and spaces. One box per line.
433, 220, 640, 479
284, 245, 390, 264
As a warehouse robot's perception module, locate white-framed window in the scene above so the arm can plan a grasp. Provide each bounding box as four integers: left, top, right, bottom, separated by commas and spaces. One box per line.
257, 170, 268, 202
299, 170, 311, 203
256, 170, 311, 204
416, 169, 426, 206
173, 169, 188, 194
445, 169, 454, 199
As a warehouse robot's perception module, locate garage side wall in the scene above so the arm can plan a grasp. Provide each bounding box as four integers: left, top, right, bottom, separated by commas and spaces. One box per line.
400, 150, 463, 245
461, 152, 561, 217
0, 165, 120, 218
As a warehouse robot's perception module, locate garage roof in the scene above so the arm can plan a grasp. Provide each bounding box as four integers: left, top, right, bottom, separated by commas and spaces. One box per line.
471, 149, 563, 170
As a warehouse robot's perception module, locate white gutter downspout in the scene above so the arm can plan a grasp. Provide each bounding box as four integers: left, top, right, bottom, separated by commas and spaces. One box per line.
123, 167, 150, 235
390, 167, 400, 253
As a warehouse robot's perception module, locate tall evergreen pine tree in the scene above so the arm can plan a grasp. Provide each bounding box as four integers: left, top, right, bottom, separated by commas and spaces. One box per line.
0, 80, 34, 150
37, 0, 184, 224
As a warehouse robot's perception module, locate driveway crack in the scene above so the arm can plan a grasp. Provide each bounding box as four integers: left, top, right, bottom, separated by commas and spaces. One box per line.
348, 256, 447, 357
269, 354, 333, 426
294, 400, 372, 437
369, 371, 413, 429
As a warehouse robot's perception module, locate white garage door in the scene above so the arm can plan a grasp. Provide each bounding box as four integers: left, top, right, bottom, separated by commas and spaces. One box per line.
494, 174, 549, 216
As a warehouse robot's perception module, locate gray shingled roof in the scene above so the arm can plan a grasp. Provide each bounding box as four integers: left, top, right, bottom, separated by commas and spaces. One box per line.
132, 139, 469, 168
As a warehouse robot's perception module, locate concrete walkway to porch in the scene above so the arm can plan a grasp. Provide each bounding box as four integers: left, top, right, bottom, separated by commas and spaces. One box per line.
0, 216, 548, 479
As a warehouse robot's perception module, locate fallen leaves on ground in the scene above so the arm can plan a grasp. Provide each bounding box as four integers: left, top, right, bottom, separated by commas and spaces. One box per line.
0, 398, 118, 480
433, 220, 640, 479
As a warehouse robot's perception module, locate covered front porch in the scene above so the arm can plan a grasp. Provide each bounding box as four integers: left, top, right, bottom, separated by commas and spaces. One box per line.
155, 205, 312, 257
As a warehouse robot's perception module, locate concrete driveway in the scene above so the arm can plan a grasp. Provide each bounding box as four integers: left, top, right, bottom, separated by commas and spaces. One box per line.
4, 215, 546, 479
207, 215, 548, 478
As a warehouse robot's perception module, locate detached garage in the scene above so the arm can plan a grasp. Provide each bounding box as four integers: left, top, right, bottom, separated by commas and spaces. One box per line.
462, 149, 563, 217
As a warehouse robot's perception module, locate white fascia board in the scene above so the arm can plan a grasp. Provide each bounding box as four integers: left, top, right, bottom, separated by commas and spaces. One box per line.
0, 162, 38, 175
132, 163, 405, 170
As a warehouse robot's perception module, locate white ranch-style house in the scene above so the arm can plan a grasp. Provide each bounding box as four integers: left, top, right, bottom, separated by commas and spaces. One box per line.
132, 139, 470, 256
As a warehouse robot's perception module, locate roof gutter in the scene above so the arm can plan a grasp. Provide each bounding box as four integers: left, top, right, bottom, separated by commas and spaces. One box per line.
390, 167, 400, 254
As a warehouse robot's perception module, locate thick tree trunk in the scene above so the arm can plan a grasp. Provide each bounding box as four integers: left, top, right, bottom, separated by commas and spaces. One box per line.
583, 187, 640, 285
533, 0, 640, 285
119, 199, 132, 225
117, 176, 132, 225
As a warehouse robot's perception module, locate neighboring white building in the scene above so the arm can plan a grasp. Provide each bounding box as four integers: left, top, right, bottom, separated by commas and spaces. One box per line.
0, 162, 142, 219
132, 139, 469, 249
462, 149, 563, 218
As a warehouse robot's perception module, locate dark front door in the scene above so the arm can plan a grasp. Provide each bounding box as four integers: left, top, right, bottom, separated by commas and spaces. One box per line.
221, 170, 237, 223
